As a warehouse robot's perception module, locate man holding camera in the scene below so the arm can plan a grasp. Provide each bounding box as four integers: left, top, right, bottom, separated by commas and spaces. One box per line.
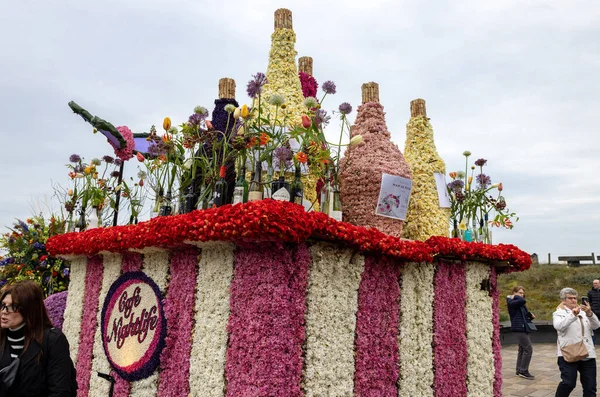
587, 279, 600, 344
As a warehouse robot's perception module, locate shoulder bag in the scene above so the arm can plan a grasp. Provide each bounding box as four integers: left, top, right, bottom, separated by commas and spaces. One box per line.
560, 316, 589, 363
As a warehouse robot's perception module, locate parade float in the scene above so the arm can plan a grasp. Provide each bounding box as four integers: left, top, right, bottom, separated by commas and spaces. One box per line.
43, 8, 529, 397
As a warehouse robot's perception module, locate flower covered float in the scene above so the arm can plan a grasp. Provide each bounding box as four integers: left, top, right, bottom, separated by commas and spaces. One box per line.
46, 200, 530, 397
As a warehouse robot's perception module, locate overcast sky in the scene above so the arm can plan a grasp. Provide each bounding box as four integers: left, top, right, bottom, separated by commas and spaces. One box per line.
1, 0, 598, 262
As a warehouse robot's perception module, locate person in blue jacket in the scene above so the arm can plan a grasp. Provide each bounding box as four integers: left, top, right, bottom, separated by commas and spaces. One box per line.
507, 285, 536, 380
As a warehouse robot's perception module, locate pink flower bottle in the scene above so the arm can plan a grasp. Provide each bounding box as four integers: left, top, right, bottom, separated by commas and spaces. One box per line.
338, 82, 413, 237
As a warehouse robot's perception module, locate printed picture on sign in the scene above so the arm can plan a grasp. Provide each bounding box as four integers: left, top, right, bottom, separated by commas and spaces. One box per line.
375, 173, 413, 220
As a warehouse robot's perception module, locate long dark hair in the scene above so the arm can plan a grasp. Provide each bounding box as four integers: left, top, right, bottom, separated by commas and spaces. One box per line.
0, 280, 53, 356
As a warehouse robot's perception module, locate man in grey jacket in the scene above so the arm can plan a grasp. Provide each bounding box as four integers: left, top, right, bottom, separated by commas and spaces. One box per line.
553, 287, 600, 397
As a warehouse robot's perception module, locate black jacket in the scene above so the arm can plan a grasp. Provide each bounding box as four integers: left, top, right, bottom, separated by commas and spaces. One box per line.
507, 295, 533, 333
588, 288, 600, 317
0, 328, 76, 397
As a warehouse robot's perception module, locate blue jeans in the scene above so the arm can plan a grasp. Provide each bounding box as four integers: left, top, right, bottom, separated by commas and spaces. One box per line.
556, 357, 596, 397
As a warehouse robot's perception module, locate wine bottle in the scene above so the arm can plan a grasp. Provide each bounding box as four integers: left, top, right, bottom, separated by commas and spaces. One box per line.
272, 176, 290, 201
248, 163, 264, 202
331, 184, 342, 221
320, 171, 332, 216
471, 218, 479, 242
213, 166, 229, 207
452, 219, 460, 238
290, 166, 304, 205
232, 165, 249, 205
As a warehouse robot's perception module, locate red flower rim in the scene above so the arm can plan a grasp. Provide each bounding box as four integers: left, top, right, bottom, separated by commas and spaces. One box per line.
46, 200, 531, 272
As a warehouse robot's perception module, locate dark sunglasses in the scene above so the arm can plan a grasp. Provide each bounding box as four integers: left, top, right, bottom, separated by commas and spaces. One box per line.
0, 304, 18, 313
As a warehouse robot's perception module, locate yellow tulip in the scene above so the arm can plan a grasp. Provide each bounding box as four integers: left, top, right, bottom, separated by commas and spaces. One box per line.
233, 108, 241, 120
459, 222, 467, 231
163, 117, 171, 131
67, 189, 73, 197
241, 104, 250, 119
84, 166, 91, 175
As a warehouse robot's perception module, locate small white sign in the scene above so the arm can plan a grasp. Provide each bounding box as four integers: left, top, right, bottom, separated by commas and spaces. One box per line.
434, 172, 451, 208
375, 173, 413, 220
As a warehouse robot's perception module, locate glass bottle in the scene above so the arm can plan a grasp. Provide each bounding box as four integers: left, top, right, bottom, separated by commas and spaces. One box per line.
290, 166, 304, 206
74, 208, 86, 232
159, 191, 173, 216
452, 219, 460, 238
232, 165, 249, 205
320, 170, 332, 216
483, 213, 492, 244
213, 166, 229, 207
471, 218, 479, 242
271, 175, 290, 201
248, 163, 264, 202
331, 184, 342, 221
463, 219, 473, 242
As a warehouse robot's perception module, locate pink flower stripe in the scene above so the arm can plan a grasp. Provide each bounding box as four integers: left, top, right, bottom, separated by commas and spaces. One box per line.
490, 266, 502, 397
225, 242, 310, 397
75, 255, 104, 397
110, 252, 142, 397
158, 247, 199, 396
354, 254, 401, 396
433, 260, 467, 397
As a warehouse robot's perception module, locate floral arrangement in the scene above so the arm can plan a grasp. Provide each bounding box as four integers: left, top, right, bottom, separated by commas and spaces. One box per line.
490, 266, 503, 397
447, 152, 518, 236
0, 215, 69, 295
402, 110, 450, 241
338, 101, 413, 238
44, 290, 68, 329
61, 257, 87, 364
46, 200, 532, 272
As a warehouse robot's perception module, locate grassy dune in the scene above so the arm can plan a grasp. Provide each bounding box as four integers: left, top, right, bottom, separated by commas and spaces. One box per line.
498, 263, 600, 322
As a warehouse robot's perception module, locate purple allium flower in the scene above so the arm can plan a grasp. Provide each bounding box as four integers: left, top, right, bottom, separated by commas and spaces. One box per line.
102, 155, 114, 164
447, 180, 465, 192
114, 158, 122, 167
315, 109, 331, 127
69, 154, 81, 163
273, 147, 293, 170
110, 170, 121, 178
322, 80, 337, 95
338, 102, 352, 115
474, 158, 487, 167
476, 173, 491, 188
188, 113, 203, 126
247, 72, 268, 98
63, 268, 70, 277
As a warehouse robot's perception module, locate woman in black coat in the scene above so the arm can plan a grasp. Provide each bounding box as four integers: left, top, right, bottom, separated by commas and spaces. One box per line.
507, 285, 536, 380
0, 280, 77, 397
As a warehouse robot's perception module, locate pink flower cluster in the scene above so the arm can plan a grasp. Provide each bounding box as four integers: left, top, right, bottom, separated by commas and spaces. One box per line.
433, 260, 467, 397
354, 255, 401, 395
225, 243, 310, 396
490, 266, 503, 397
299, 71, 318, 98
76, 255, 104, 397
158, 248, 199, 396
338, 102, 412, 238
44, 290, 68, 330
114, 126, 135, 161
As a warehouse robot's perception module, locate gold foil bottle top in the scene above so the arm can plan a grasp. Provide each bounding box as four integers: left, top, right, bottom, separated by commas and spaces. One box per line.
298, 56, 313, 75
361, 82, 379, 104
274, 8, 293, 29
410, 98, 427, 118
218, 78, 236, 99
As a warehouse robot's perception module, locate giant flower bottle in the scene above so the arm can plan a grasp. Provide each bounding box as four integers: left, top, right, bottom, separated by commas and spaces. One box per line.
401, 99, 450, 240
338, 82, 412, 237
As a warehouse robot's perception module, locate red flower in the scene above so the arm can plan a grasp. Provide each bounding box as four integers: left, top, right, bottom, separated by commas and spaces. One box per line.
136, 152, 145, 162
301, 114, 311, 129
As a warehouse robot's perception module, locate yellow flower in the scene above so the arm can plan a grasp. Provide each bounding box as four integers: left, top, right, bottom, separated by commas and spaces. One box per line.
84, 166, 91, 175
233, 108, 241, 120
459, 222, 467, 230
163, 117, 171, 131
241, 104, 250, 119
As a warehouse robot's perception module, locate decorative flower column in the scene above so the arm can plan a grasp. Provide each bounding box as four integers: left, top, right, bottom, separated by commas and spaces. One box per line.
402, 99, 450, 240
338, 82, 412, 237
262, 8, 305, 126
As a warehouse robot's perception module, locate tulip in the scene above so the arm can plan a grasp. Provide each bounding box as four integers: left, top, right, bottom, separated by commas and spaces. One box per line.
84, 166, 91, 175
205, 120, 213, 130
233, 107, 241, 120
449, 172, 457, 179
349, 135, 363, 146
139, 179, 144, 187
75, 173, 84, 179
301, 114, 311, 129
163, 117, 171, 131
241, 104, 250, 119
498, 182, 503, 192
183, 158, 193, 170
136, 152, 145, 162
67, 189, 73, 197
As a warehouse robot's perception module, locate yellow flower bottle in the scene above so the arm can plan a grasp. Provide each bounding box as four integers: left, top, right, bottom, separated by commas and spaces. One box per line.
401, 99, 451, 240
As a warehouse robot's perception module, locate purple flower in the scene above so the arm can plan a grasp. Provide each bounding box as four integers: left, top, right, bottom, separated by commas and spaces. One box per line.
273, 147, 293, 170
447, 180, 464, 192
110, 170, 121, 178
102, 155, 115, 164
69, 154, 81, 163
18, 220, 29, 232
476, 173, 491, 188
338, 102, 352, 115
114, 158, 122, 167
188, 113, 203, 126
247, 72, 268, 98
62, 267, 70, 277
322, 80, 336, 95
33, 242, 45, 251
474, 158, 487, 167
315, 109, 331, 127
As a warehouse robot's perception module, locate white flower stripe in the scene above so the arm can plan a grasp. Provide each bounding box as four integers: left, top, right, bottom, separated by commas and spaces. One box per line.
89, 253, 122, 397
398, 262, 435, 397
466, 262, 494, 397
188, 242, 235, 397
62, 256, 87, 364
303, 243, 364, 396
128, 249, 170, 397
